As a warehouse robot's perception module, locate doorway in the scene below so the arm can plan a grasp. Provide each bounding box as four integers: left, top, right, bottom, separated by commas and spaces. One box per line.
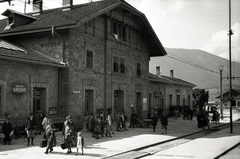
114, 90, 124, 121
136, 92, 142, 118
33, 88, 46, 114
177, 95, 180, 106
85, 90, 94, 116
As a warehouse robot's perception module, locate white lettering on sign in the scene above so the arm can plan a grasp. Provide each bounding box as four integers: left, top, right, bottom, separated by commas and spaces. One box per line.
12, 83, 27, 94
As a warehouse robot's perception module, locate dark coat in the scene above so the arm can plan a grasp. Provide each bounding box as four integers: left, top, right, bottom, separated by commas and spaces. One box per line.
64, 126, 72, 148
46, 127, 56, 147
151, 115, 158, 126
2, 121, 12, 136
161, 116, 168, 126
25, 118, 36, 130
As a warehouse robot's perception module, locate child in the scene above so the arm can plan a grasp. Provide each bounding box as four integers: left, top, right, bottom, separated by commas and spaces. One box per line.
161, 114, 168, 134
105, 116, 112, 137
76, 132, 84, 155
45, 120, 56, 154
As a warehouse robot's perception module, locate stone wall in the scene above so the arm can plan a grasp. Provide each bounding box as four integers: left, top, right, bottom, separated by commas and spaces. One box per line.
0, 59, 59, 120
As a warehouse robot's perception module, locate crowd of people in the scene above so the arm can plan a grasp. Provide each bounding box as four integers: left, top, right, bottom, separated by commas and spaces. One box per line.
86, 111, 130, 139
6, 107, 225, 156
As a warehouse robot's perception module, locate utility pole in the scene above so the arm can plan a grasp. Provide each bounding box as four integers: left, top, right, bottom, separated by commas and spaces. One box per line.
228, 0, 233, 133
219, 65, 223, 120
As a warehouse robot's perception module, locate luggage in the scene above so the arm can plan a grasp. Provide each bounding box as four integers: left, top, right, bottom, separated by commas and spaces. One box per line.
40, 139, 47, 148
60, 141, 66, 149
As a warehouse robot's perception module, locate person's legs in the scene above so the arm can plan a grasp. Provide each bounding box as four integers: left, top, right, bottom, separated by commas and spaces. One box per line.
45, 146, 49, 154
75, 148, 79, 155
31, 137, 34, 145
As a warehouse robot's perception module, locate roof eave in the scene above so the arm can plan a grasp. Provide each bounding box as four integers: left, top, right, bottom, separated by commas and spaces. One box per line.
0, 23, 77, 37
120, 2, 167, 57
0, 55, 66, 68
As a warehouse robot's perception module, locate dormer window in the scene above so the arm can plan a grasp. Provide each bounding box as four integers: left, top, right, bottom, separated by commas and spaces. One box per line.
8, 17, 13, 25
1, 9, 36, 30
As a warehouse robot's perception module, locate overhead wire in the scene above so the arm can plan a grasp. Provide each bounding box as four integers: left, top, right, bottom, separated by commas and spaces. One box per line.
9, 0, 240, 83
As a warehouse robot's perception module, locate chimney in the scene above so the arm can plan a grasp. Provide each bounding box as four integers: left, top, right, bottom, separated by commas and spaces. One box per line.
170, 69, 174, 78
156, 66, 161, 77
32, 0, 43, 13
63, 0, 73, 7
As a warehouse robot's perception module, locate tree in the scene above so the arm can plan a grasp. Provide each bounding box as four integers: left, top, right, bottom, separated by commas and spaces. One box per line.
192, 88, 209, 111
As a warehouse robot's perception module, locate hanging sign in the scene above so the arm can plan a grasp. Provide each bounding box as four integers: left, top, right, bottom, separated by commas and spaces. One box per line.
12, 83, 27, 94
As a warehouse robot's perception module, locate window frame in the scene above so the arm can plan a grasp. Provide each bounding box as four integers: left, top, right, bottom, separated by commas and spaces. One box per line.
86, 50, 94, 69
112, 20, 130, 42
137, 62, 141, 77
113, 55, 125, 74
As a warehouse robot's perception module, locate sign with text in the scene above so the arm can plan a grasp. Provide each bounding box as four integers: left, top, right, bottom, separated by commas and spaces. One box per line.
12, 83, 27, 94
143, 97, 147, 111
49, 107, 57, 115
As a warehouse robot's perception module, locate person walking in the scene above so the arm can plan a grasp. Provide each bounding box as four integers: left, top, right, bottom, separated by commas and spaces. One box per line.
2, 117, 13, 145
41, 113, 49, 131
129, 110, 137, 128
105, 115, 112, 137
64, 121, 73, 154
116, 112, 121, 131
75, 132, 84, 155
151, 113, 158, 132
44, 120, 56, 154
87, 113, 94, 132
160, 113, 168, 134
120, 112, 128, 131
99, 111, 105, 137
25, 113, 36, 146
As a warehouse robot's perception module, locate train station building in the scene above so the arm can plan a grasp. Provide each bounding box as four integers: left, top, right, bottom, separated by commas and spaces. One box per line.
0, 0, 195, 128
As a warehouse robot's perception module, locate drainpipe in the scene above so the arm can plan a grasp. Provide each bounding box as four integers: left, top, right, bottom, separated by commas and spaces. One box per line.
58, 68, 62, 117
51, 26, 67, 117
104, 16, 107, 118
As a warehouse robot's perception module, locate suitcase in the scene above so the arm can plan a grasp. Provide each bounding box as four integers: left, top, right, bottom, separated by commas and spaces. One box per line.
60, 141, 66, 149
40, 139, 47, 148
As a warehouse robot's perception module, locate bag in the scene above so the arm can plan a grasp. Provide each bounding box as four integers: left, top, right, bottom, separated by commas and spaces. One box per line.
40, 139, 47, 148
9, 130, 14, 137
60, 141, 66, 149
9, 130, 14, 139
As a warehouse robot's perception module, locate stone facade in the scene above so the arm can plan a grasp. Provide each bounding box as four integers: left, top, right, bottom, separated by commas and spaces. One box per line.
0, 59, 59, 122
0, 2, 170, 129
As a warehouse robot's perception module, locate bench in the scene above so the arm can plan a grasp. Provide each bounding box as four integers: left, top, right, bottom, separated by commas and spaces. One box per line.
143, 119, 152, 127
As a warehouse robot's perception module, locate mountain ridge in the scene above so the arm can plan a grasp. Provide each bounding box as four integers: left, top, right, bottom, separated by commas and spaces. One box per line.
149, 48, 240, 101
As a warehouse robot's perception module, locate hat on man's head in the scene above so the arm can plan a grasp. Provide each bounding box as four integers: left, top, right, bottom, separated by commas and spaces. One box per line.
29, 113, 34, 116
66, 115, 72, 120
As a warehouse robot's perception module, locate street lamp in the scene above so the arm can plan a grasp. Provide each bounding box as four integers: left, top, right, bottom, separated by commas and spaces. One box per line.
219, 65, 224, 120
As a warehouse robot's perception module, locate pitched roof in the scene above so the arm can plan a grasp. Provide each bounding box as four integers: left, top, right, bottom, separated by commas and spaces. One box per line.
216, 89, 240, 98
0, 0, 166, 57
0, 40, 65, 68
149, 73, 196, 87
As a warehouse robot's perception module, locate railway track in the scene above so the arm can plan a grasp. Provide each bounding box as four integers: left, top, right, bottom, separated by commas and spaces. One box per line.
104, 124, 231, 159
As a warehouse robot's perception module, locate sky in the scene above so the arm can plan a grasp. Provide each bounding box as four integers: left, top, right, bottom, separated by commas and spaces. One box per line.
0, 0, 239, 62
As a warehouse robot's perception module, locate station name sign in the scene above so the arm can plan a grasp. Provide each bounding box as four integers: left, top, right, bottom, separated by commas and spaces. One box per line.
12, 83, 27, 94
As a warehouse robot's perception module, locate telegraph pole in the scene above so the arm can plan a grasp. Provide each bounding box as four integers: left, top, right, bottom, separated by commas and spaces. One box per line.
228, 0, 233, 133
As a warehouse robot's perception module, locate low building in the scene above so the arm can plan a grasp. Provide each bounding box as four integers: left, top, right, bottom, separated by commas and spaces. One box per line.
149, 67, 196, 117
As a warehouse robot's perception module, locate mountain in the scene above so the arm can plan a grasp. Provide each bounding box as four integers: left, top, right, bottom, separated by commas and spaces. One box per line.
149, 48, 240, 101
